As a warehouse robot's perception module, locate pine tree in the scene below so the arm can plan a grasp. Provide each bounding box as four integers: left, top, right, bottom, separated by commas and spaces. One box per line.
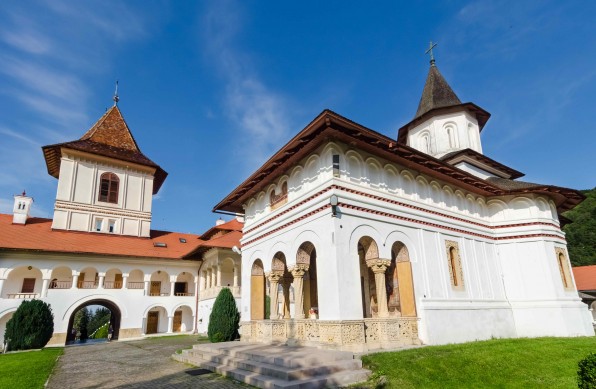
4, 299, 54, 351
208, 287, 240, 342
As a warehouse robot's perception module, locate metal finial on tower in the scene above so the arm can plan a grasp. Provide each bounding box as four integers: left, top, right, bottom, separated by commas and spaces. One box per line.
425, 41, 438, 66
113, 80, 120, 106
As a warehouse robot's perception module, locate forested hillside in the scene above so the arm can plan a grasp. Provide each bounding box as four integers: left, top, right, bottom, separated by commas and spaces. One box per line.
563, 187, 596, 266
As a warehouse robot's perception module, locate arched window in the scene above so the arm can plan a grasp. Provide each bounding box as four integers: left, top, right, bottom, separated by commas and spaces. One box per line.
98, 173, 119, 203
269, 190, 276, 206
281, 181, 288, 195
446, 241, 464, 290
555, 248, 572, 290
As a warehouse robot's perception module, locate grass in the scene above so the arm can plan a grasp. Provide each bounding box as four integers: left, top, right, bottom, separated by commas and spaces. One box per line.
360, 337, 596, 388
0, 348, 63, 389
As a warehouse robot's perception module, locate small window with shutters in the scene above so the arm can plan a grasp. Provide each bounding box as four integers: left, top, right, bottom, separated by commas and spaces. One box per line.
98, 173, 119, 203
21, 278, 36, 293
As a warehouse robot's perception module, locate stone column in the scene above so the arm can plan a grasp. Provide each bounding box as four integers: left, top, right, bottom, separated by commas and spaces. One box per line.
167, 316, 174, 333
71, 274, 79, 289
144, 280, 150, 296
0, 279, 4, 296
281, 279, 292, 319
98, 274, 105, 289
170, 281, 176, 296
233, 266, 239, 287
290, 264, 309, 319
41, 278, 50, 297
366, 258, 391, 318
267, 271, 283, 320
122, 275, 129, 289
216, 265, 222, 287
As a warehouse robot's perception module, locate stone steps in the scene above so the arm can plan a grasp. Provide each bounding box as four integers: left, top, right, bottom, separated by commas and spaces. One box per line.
173, 342, 370, 388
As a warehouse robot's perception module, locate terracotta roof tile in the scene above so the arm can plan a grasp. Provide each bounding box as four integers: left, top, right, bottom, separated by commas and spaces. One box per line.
573, 265, 596, 291
0, 214, 200, 260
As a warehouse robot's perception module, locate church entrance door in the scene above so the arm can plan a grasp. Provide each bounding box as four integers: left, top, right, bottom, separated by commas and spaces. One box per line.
146, 311, 158, 334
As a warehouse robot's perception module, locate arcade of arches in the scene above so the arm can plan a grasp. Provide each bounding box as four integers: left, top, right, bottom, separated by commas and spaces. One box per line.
245, 238, 419, 351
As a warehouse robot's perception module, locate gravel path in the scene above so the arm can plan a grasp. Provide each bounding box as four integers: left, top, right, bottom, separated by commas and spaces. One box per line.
46, 336, 252, 388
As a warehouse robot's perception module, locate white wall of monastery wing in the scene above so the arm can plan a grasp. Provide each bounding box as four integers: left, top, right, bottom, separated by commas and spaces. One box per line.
406, 111, 482, 158
0, 253, 200, 348
197, 248, 241, 332
52, 151, 155, 237
239, 140, 593, 346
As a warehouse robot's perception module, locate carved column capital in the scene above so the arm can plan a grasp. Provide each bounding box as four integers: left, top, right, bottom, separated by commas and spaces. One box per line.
266, 270, 284, 283
366, 258, 391, 274
289, 264, 310, 278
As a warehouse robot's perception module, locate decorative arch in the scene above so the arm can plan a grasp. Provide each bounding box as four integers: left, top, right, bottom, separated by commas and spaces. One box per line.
345, 150, 364, 183
65, 297, 123, 343
385, 241, 417, 317
444, 122, 459, 149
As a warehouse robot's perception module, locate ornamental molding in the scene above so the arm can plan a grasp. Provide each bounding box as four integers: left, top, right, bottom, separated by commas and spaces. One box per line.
55, 200, 151, 220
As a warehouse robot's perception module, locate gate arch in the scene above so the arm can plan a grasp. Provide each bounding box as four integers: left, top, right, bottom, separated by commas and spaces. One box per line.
66, 299, 121, 344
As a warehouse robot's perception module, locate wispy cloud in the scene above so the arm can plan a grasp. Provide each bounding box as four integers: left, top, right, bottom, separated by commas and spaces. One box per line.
202, 0, 293, 168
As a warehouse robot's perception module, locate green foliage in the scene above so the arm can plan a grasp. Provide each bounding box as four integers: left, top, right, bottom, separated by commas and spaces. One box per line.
361, 337, 596, 388
0, 348, 62, 389
578, 352, 596, 389
92, 323, 108, 339
4, 300, 54, 351
88, 307, 111, 336
208, 287, 240, 343
563, 188, 596, 266
265, 295, 271, 320
73, 307, 90, 341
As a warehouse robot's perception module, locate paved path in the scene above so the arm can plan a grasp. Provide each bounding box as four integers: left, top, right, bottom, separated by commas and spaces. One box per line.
47, 336, 252, 388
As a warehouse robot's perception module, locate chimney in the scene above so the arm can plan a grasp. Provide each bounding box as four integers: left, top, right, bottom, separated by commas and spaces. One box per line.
13, 191, 34, 225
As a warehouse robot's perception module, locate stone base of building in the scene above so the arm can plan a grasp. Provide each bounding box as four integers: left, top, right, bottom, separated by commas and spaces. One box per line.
119, 327, 142, 339
239, 317, 420, 352
46, 332, 67, 346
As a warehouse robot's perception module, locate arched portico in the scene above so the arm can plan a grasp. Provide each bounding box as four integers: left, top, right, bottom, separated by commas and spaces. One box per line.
66, 299, 121, 344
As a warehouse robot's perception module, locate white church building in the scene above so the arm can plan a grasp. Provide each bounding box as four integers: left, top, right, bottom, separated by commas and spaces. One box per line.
0, 59, 592, 352
214, 60, 594, 350
0, 105, 241, 348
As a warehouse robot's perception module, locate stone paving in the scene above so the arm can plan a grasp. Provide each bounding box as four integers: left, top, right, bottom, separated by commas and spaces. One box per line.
47, 335, 252, 388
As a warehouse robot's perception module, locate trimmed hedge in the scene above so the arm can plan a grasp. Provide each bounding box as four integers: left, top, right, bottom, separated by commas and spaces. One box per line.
208, 287, 240, 343
4, 299, 54, 351
578, 352, 596, 389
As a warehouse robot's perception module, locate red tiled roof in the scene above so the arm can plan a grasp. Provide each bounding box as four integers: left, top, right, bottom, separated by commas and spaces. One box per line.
183, 221, 243, 259
0, 214, 201, 260
42, 106, 168, 194
199, 219, 243, 241
573, 265, 596, 291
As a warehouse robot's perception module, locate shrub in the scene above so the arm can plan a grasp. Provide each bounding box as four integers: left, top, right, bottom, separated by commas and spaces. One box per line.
4, 300, 54, 351
578, 352, 596, 389
208, 287, 240, 343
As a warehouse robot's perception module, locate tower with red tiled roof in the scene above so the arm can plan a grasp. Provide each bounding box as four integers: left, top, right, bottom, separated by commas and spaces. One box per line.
41, 105, 167, 237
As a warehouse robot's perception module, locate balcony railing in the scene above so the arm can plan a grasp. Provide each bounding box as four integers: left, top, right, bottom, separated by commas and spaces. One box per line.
7, 293, 38, 299
174, 292, 194, 297
78, 281, 98, 289
103, 281, 123, 289
149, 292, 170, 297
49, 281, 72, 289
127, 282, 144, 289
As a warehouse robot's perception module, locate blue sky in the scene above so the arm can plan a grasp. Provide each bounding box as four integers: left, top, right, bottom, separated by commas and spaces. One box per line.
0, 1, 594, 234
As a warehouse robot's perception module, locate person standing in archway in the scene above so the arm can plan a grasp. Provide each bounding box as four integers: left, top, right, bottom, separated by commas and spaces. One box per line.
107, 324, 113, 342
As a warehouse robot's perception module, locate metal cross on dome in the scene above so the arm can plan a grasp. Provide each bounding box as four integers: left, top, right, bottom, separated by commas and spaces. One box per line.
425, 41, 438, 66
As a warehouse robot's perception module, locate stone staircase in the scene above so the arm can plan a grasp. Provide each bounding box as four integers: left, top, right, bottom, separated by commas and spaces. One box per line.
173, 342, 371, 388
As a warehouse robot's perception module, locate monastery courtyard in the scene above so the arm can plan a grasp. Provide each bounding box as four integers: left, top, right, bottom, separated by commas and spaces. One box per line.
47, 336, 249, 389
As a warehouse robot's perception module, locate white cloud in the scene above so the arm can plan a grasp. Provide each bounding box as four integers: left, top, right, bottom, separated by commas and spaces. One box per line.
202, 0, 293, 168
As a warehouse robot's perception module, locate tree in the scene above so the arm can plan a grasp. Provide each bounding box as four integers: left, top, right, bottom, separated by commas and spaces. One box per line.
208, 287, 240, 342
563, 188, 596, 266
74, 307, 90, 342
4, 299, 54, 351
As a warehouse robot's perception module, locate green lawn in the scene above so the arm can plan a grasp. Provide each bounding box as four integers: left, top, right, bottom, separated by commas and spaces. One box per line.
0, 348, 63, 389
361, 337, 596, 388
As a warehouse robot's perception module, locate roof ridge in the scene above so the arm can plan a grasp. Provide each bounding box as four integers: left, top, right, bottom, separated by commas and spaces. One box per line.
79, 106, 141, 152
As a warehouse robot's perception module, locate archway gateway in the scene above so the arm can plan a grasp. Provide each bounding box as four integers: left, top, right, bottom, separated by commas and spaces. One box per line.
66, 299, 121, 344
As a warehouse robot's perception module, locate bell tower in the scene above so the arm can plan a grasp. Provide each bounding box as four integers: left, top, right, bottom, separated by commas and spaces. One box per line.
12, 191, 33, 225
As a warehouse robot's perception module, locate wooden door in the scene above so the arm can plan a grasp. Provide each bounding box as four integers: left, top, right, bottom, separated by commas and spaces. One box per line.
114, 274, 123, 289
21, 278, 36, 293
150, 281, 161, 296
173, 311, 182, 332
146, 311, 159, 334
250, 275, 265, 320
397, 261, 417, 317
